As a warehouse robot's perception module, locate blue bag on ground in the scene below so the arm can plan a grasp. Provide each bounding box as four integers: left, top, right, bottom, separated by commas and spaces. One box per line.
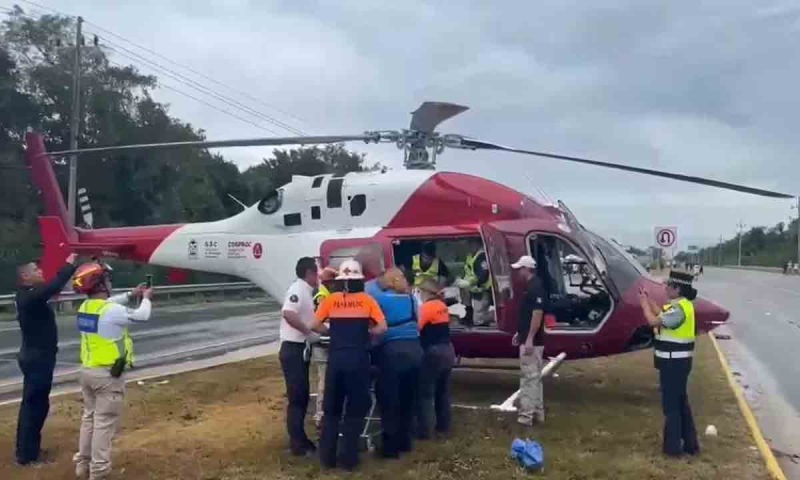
510, 438, 544, 471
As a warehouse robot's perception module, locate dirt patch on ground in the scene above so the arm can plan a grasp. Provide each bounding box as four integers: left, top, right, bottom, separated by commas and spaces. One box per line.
0, 337, 769, 479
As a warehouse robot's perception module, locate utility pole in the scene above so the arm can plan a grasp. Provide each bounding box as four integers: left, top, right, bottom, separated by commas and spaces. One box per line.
737, 220, 745, 267
68, 16, 84, 228
718, 235, 723, 266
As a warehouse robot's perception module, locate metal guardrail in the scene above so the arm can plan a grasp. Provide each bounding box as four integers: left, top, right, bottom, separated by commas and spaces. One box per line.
719, 265, 787, 273
0, 282, 259, 309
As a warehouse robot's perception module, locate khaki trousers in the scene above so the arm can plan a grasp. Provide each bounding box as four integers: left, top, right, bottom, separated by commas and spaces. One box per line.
311, 346, 328, 424
74, 368, 125, 480
518, 346, 545, 425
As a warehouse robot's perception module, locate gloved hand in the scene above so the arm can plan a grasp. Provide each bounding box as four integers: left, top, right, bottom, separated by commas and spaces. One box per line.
454, 278, 471, 289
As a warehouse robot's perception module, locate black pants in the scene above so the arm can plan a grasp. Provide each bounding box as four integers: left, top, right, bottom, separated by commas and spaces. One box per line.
659, 358, 699, 456
417, 342, 455, 439
320, 351, 371, 470
16, 350, 56, 464
279, 341, 312, 454
376, 340, 423, 457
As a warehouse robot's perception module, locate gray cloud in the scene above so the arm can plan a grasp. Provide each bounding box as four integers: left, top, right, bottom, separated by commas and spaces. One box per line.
34, 0, 800, 248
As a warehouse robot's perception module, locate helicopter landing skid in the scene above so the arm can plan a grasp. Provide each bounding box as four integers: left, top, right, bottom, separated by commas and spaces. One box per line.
488, 352, 568, 413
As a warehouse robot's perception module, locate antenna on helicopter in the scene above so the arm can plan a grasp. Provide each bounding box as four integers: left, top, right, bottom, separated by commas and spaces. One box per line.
227, 193, 248, 210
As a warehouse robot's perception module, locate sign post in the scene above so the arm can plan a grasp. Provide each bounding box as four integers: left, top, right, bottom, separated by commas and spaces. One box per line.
654, 226, 678, 264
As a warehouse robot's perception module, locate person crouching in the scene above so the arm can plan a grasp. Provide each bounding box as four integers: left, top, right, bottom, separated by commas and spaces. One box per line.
312, 259, 387, 471
416, 278, 455, 439
366, 267, 423, 458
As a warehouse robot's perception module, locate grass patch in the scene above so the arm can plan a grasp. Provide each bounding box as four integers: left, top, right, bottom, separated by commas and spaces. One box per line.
0, 337, 768, 479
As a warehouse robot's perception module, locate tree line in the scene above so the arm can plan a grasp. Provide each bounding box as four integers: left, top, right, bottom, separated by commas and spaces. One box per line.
0, 9, 377, 292
678, 219, 800, 268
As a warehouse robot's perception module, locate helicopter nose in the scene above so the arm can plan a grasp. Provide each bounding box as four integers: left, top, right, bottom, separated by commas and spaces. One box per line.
694, 297, 730, 332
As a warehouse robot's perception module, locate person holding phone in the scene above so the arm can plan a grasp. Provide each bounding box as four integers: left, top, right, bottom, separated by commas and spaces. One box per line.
14, 253, 78, 466
71, 261, 153, 480
638, 270, 699, 458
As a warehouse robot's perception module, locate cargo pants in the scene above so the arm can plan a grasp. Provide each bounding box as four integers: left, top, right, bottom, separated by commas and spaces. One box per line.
518, 346, 545, 425
73, 368, 126, 480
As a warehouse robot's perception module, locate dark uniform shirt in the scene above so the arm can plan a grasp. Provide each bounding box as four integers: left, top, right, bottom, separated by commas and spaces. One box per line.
314, 292, 386, 353
15, 264, 77, 354
517, 275, 548, 346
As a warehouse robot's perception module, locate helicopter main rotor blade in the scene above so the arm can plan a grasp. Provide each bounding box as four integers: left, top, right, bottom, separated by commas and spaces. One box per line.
46, 135, 372, 158
461, 138, 795, 199
410, 102, 469, 133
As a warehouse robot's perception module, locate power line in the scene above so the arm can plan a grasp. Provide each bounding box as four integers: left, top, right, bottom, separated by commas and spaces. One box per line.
19, 0, 310, 130
107, 58, 281, 136
92, 33, 305, 135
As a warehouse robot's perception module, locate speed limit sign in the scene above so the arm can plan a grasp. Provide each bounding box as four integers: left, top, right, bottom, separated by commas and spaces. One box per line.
655, 226, 677, 248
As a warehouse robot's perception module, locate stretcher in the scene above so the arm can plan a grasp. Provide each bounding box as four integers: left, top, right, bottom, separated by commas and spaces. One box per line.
309, 339, 383, 452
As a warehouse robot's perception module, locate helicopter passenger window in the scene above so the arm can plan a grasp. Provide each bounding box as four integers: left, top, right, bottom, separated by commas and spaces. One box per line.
327, 178, 344, 208
312, 176, 324, 188
283, 213, 302, 227
350, 194, 366, 217
529, 234, 612, 332
311, 206, 321, 220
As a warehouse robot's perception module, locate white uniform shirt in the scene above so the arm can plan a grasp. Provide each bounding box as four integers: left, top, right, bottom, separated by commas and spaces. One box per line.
93, 292, 152, 340
280, 279, 315, 343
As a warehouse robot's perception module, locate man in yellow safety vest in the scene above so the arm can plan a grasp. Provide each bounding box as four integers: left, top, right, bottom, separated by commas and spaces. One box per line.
458, 240, 493, 326
638, 270, 699, 458
311, 267, 338, 428
71, 261, 153, 480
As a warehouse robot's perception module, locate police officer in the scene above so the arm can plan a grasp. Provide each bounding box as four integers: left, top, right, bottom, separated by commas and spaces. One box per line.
416, 278, 456, 439
71, 261, 153, 480
14, 253, 78, 466
366, 267, 423, 458
311, 267, 338, 428
638, 270, 700, 457
313, 259, 387, 471
279, 257, 319, 456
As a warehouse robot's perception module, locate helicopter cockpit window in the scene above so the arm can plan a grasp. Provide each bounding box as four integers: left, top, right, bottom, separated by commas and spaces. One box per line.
350, 194, 366, 217
529, 233, 612, 332
257, 188, 283, 215
586, 232, 641, 294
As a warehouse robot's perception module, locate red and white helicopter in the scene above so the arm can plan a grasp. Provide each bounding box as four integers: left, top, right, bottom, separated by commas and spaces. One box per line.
24, 102, 792, 362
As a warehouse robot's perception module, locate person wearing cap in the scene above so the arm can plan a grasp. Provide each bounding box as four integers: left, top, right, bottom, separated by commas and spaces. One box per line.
365, 267, 423, 458
416, 277, 456, 439
279, 257, 320, 457
311, 267, 338, 428
638, 270, 699, 457
510, 254, 548, 426
71, 260, 153, 480
14, 253, 78, 466
312, 259, 387, 471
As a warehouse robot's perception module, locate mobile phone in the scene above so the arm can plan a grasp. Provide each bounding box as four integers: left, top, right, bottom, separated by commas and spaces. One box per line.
145, 274, 153, 289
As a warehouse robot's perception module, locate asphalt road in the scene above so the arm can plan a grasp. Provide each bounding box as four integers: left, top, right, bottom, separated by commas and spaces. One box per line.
699, 268, 800, 413
0, 299, 280, 385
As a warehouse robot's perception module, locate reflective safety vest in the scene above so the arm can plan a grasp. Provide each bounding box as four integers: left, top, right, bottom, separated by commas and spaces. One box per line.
463, 250, 491, 293
654, 298, 695, 361
313, 284, 331, 311
77, 299, 134, 369
411, 254, 440, 287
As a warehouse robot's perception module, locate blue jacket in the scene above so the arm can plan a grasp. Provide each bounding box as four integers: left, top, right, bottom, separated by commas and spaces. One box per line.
365, 279, 419, 344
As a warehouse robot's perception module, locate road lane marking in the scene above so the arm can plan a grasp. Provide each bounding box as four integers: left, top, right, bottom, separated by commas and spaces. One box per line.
710, 333, 787, 480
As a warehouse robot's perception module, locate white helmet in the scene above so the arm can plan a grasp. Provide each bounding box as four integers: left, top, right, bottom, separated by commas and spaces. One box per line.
336, 259, 365, 280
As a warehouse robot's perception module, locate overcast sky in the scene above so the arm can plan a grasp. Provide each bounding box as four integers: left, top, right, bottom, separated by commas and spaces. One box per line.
21, 0, 800, 249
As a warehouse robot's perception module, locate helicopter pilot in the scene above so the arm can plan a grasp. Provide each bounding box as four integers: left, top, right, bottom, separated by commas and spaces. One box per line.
638, 270, 700, 458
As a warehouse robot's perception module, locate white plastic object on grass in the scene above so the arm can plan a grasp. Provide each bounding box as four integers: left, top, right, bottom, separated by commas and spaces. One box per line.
705, 425, 718, 436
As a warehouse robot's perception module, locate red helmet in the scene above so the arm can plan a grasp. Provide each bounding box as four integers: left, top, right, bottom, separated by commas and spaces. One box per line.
72, 262, 112, 294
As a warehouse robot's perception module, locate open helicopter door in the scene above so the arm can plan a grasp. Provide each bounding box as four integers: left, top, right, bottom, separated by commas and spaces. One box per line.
556, 201, 620, 299
479, 222, 517, 333
319, 238, 388, 280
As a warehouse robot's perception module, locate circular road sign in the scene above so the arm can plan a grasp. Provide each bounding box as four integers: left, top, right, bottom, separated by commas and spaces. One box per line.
656, 228, 676, 247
